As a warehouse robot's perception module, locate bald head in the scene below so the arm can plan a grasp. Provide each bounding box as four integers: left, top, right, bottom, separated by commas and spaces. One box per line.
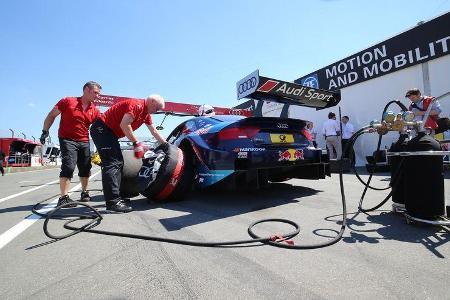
146, 94, 165, 113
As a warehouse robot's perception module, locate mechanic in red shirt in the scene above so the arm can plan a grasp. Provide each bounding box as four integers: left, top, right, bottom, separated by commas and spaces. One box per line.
40, 81, 101, 207
405, 88, 442, 131
90, 95, 166, 213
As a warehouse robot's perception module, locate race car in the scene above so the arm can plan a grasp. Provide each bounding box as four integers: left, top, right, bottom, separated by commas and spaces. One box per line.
95, 70, 340, 201
166, 114, 330, 190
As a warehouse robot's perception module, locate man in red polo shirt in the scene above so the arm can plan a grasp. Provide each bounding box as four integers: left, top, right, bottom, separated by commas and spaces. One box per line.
90, 94, 166, 213
40, 81, 101, 207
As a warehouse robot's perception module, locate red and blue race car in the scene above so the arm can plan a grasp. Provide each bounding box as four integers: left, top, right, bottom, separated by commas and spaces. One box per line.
167, 114, 329, 189
95, 70, 341, 201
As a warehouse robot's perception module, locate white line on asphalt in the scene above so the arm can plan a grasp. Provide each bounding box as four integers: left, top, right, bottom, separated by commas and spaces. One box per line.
4, 167, 60, 176
0, 179, 60, 204
0, 167, 100, 204
0, 170, 101, 250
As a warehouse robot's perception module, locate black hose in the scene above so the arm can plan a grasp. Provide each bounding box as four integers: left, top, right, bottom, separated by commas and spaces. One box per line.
341, 130, 396, 213
355, 100, 408, 212
43, 202, 103, 240
31, 189, 103, 219
358, 157, 405, 213
40, 201, 301, 247
351, 133, 391, 191
341, 99, 407, 213
37, 176, 348, 249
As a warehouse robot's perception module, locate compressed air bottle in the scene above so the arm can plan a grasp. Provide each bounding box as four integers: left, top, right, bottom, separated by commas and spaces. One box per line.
389, 134, 408, 210
403, 134, 445, 219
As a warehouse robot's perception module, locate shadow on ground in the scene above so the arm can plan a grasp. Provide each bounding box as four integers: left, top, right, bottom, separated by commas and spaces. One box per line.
130, 182, 322, 231
324, 210, 450, 258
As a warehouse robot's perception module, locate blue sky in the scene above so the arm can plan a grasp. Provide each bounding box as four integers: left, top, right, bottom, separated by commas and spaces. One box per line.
1, 0, 450, 142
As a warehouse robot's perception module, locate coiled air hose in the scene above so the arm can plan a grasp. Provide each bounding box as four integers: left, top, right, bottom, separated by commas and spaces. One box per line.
35, 162, 348, 249
348, 100, 407, 213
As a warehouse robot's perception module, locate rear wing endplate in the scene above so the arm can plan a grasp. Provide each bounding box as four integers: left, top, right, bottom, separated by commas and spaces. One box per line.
236, 70, 340, 110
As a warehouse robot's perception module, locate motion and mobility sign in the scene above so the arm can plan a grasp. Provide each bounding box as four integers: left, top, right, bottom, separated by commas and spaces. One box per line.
295, 12, 450, 90
236, 69, 340, 110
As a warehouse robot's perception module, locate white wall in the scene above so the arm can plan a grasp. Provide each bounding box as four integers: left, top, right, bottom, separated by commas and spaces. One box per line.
289, 55, 450, 166
429, 55, 450, 113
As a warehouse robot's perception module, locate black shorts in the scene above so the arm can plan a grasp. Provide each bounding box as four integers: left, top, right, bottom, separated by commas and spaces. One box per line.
59, 138, 92, 178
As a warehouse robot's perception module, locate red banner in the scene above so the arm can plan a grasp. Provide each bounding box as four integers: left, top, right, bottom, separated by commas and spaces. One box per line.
94, 94, 252, 117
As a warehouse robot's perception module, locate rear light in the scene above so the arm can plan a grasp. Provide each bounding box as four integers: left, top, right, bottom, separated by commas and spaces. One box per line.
217, 126, 260, 140
300, 129, 312, 141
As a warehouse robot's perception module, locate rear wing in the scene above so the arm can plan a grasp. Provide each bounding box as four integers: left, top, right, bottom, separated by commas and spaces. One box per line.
236, 70, 340, 110
94, 95, 252, 117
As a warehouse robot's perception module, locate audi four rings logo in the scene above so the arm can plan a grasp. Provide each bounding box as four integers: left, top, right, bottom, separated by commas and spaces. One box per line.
238, 77, 257, 94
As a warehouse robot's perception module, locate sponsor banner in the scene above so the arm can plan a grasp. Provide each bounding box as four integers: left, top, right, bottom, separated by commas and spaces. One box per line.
257, 76, 339, 107
94, 94, 131, 106
295, 12, 450, 90
94, 94, 252, 117
236, 71, 340, 109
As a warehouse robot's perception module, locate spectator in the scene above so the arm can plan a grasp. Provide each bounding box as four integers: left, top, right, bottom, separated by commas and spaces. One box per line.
341, 116, 355, 164
306, 122, 318, 148
0, 150, 5, 176
323, 112, 341, 159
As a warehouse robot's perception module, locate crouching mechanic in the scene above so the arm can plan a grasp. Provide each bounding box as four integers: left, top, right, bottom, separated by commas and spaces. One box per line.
405, 88, 442, 133
40, 81, 101, 207
90, 95, 166, 213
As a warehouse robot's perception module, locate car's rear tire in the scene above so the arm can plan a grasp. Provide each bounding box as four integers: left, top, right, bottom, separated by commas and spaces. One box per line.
139, 143, 193, 202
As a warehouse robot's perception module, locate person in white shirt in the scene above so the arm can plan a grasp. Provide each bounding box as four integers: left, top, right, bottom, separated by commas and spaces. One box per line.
306, 122, 318, 148
341, 116, 355, 164
322, 112, 341, 159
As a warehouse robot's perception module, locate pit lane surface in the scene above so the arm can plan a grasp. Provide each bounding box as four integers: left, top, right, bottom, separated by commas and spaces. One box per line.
0, 167, 449, 299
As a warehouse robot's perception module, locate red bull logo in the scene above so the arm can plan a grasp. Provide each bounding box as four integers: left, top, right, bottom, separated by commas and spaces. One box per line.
278, 149, 304, 161
293, 149, 304, 160
279, 150, 291, 161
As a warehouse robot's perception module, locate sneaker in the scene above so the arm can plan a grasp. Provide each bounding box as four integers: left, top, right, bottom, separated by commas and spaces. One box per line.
80, 191, 91, 202
106, 199, 133, 213
57, 195, 77, 208
121, 197, 131, 204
